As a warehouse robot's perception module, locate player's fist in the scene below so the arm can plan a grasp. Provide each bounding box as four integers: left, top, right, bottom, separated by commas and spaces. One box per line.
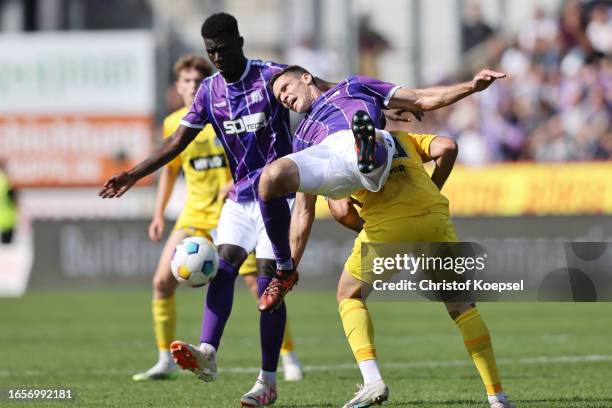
471, 69, 506, 92
98, 171, 136, 198
148, 216, 165, 242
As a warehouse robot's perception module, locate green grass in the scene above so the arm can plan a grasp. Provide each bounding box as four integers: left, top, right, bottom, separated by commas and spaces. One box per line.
1, 289, 611, 407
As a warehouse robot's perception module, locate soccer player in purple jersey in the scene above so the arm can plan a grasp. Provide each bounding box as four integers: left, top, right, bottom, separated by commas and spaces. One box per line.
99, 13, 332, 407
257, 65, 506, 312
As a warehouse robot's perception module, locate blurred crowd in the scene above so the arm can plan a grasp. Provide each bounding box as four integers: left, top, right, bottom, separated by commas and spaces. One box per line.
423, 0, 611, 165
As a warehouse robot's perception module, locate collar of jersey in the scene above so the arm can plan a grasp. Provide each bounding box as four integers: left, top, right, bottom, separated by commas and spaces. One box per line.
223, 59, 252, 85
307, 82, 342, 115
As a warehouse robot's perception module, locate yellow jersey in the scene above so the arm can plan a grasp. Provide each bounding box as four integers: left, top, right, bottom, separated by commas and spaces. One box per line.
163, 107, 231, 231
353, 131, 450, 226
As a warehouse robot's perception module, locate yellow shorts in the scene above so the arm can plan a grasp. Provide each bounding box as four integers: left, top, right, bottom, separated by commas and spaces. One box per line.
344, 211, 458, 282
173, 224, 257, 276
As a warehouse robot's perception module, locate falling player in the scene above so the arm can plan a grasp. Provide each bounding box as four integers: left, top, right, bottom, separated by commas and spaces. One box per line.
131, 54, 303, 383
257, 65, 506, 312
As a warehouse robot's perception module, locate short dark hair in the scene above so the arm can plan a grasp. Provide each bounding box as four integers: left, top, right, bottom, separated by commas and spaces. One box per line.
201, 12, 239, 39
269, 65, 312, 91
173, 54, 212, 78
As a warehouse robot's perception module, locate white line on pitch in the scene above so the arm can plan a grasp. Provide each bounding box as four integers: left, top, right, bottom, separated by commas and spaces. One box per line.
0, 354, 611, 377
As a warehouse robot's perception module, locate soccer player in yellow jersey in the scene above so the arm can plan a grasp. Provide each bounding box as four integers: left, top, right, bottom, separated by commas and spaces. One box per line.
325, 132, 515, 408
133, 54, 302, 382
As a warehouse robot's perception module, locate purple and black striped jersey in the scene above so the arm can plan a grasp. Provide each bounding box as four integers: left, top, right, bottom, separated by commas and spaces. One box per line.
181, 60, 291, 202
293, 75, 399, 152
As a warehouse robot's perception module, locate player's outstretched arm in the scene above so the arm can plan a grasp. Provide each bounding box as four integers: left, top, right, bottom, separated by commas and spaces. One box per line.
289, 192, 317, 268
388, 69, 506, 112
98, 125, 199, 198
428, 136, 458, 190
328, 198, 364, 233
148, 165, 180, 242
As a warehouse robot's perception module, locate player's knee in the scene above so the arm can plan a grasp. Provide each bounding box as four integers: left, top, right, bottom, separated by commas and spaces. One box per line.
259, 160, 298, 201
259, 163, 283, 200
153, 272, 176, 297
444, 301, 475, 319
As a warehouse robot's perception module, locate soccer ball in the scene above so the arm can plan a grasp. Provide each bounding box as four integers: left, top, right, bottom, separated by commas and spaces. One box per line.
170, 236, 218, 287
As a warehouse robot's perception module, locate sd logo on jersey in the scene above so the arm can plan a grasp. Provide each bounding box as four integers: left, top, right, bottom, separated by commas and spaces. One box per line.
223, 112, 267, 135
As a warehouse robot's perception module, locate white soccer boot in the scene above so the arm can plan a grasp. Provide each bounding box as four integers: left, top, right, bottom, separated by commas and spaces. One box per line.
281, 351, 303, 381
170, 341, 217, 382
132, 360, 178, 381
343, 379, 389, 408
490, 400, 516, 408
240, 377, 277, 407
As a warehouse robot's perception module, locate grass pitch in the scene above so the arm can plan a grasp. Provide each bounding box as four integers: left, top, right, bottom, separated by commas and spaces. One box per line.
1, 288, 611, 407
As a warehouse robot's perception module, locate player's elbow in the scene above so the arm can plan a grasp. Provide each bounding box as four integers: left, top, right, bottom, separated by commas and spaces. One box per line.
328, 198, 359, 230
443, 138, 458, 159
432, 136, 458, 160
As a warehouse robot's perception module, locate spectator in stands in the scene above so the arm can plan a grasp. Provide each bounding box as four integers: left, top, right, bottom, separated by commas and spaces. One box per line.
461, 0, 495, 53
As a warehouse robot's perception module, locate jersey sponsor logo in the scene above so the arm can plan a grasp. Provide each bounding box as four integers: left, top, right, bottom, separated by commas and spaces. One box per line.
390, 164, 407, 175
214, 100, 227, 108
392, 137, 408, 159
223, 112, 267, 134
189, 154, 227, 171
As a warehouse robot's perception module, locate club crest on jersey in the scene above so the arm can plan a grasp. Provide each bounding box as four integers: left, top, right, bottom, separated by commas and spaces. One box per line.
250, 89, 264, 104
223, 112, 267, 135
190, 154, 227, 171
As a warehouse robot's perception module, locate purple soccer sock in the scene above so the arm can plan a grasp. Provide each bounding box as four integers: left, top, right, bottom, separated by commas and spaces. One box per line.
258, 197, 292, 269
200, 258, 238, 349
258, 276, 287, 372
373, 138, 389, 168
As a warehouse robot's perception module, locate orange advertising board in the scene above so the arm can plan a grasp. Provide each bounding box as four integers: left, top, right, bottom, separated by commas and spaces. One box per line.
0, 115, 153, 187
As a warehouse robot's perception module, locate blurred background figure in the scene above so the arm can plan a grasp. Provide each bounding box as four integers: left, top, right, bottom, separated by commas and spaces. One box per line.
0, 160, 17, 245
357, 14, 390, 77
461, 0, 495, 54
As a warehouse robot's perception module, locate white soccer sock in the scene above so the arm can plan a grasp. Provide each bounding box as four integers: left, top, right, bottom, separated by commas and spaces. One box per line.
199, 342, 217, 354
358, 359, 382, 384
158, 349, 173, 366
488, 392, 507, 403
259, 370, 276, 384
282, 351, 299, 365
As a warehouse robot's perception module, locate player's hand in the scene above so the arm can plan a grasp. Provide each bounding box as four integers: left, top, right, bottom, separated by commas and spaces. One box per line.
98, 171, 136, 198
384, 108, 424, 122
471, 69, 506, 92
148, 216, 165, 242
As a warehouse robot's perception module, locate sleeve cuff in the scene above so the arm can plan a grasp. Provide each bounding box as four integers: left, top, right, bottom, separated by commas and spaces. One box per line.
384, 86, 401, 108
180, 120, 204, 129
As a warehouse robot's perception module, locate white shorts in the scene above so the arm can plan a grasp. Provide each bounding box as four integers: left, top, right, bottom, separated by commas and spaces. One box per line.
215, 198, 294, 260
284, 129, 395, 200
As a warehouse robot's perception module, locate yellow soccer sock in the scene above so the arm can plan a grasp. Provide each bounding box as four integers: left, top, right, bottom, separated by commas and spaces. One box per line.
153, 296, 176, 350
280, 319, 295, 355
454, 307, 503, 396
339, 298, 376, 362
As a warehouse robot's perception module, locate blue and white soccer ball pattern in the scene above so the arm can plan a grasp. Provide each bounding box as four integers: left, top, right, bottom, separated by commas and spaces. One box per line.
170, 237, 219, 287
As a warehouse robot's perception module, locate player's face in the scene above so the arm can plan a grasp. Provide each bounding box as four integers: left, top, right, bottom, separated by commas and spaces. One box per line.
204, 35, 243, 79
176, 68, 205, 107
273, 73, 313, 113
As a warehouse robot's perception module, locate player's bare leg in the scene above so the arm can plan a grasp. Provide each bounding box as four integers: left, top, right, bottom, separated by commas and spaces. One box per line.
337, 271, 389, 407
133, 228, 187, 381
